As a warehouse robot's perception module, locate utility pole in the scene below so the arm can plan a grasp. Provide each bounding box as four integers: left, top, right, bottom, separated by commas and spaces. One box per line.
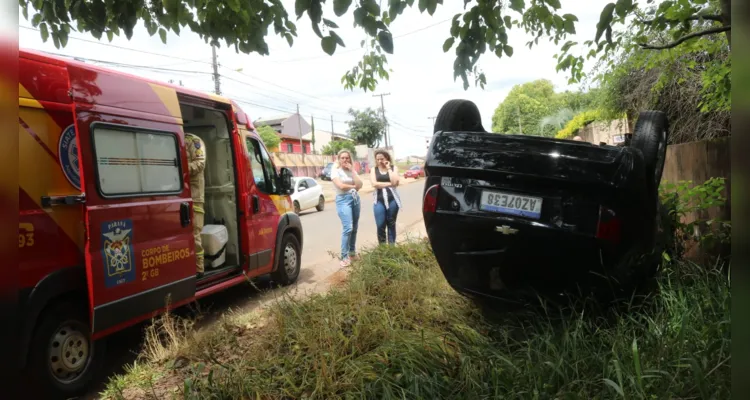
211, 45, 221, 95
331, 115, 334, 134
373, 93, 391, 148
310, 114, 316, 154
516, 103, 522, 134
296, 104, 304, 157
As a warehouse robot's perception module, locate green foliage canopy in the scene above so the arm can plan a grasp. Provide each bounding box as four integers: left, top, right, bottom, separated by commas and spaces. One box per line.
346, 108, 385, 148
20, 0, 731, 93
490, 79, 598, 137
321, 139, 357, 157
256, 124, 281, 150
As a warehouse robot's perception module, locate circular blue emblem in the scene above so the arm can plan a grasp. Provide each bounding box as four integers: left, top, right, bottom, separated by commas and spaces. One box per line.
58, 124, 81, 191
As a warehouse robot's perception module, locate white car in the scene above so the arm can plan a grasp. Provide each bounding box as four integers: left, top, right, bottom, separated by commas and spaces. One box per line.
291, 177, 326, 214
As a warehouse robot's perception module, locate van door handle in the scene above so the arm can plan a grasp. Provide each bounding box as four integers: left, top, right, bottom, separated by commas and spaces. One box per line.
252, 195, 260, 214
180, 202, 191, 227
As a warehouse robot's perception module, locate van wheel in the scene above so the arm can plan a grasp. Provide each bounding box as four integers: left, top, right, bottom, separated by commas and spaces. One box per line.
272, 233, 301, 286
316, 196, 325, 211
631, 111, 669, 196
434, 99, 486, 134
26, 302, 104, 398
293, 201, 301, 214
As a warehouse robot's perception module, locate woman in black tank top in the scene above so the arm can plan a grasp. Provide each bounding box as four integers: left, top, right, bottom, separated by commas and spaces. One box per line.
370, 149, 401, 244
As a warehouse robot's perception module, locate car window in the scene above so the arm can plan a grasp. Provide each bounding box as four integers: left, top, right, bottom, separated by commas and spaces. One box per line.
306, 179, 318, 188
410, 165, 421, 170
298, 179, 308, 189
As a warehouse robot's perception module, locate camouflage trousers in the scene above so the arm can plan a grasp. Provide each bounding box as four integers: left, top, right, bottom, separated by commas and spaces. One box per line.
194, 202, 205, 274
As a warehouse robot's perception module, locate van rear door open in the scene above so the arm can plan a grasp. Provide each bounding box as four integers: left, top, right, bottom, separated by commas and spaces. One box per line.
69, 67, 199, 337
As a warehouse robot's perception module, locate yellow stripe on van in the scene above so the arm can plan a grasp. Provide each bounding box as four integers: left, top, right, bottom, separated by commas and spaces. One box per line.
19, 122, 84, 249
148, 83, 183, 123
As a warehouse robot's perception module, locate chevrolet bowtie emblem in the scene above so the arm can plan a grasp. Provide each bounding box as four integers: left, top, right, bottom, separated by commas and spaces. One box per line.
495, 225, 518, 235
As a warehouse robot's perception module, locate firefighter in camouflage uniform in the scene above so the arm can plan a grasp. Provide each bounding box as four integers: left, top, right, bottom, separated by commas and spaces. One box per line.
185, 132, 206, 276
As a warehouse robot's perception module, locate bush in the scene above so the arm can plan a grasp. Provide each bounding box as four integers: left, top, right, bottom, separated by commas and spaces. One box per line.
659, 177, 730, 263
554, 109, 604, 139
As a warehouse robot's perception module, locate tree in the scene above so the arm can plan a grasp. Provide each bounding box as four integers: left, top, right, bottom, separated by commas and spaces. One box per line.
256, 124, 281, 151
491, 79, 600, 136
21, 0, 730, 93
321, 140, 356, 158
346, 108, 385, 148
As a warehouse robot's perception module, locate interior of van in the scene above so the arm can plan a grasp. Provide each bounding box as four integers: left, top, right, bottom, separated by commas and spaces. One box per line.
179, 102, 241, 283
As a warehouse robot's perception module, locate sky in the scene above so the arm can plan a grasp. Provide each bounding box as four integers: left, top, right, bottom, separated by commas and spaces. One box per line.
18, 1, 609, 159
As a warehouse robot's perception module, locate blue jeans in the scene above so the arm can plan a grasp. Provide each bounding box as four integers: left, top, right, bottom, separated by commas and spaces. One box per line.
335, 193, 360, 260
374, 199, 399, 244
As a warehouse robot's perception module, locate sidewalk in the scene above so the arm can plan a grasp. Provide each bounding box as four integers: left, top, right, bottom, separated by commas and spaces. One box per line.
319, 175, 422, 203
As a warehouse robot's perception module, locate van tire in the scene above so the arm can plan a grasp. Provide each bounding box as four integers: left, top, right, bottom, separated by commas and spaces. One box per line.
26, 301, 104, 398
272, 232, 302, 286
434, 99, 486, 134
631, 111, 669, 196
316, 196, 325, 211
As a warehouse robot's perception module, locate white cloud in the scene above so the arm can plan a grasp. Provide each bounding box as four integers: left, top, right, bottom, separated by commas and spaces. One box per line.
18, 0, 608, 158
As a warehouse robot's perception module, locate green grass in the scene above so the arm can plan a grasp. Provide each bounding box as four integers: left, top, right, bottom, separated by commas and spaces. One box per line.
102, 239, 730, 399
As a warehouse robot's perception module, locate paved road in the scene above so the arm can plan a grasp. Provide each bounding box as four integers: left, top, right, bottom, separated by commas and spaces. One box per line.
81, 180, 427, 399
294, 180, 427, 282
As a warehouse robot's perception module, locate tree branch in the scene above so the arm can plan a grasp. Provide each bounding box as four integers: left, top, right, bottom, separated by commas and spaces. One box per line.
640, 14, 724, 25
638, 25, 730, 50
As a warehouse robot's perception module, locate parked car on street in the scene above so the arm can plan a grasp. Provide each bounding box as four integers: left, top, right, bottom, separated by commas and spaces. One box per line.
319, 162, 334, 180
291, 177, 326, 214
422, 99, 669, 302
403, 165, 425, 179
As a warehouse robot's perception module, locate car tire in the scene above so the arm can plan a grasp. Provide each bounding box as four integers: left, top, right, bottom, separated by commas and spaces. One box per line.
293, 201, 301, 215
631, 111, 669, 196
315, 196, 325, 211
434, 99, 486, 134
271, 232, 302, 286
25, 301, 105, 399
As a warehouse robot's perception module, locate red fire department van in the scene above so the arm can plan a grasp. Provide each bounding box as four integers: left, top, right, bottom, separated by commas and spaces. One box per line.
18, 48, 303, 397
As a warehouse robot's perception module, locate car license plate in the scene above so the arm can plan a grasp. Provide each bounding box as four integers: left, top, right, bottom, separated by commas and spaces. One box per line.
480, 190, 543, 219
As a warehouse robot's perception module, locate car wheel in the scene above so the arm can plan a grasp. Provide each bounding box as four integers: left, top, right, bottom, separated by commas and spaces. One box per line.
293, 201, 301, 214
434, 99, 486, 134
315, 195, 325, 211
271, 232, 302, 285
26, 301, 105, 398
631, 111, 669, 196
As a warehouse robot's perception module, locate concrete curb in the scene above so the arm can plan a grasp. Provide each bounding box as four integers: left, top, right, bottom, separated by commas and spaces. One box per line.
322, 178, 423, 204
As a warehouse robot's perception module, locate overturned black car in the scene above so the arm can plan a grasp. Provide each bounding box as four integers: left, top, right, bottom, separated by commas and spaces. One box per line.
422, 100, 669, 302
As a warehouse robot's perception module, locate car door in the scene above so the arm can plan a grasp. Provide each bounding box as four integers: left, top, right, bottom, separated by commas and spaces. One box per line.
75, 116, 197, 336
306, 178, 321, 206
298, 179, 312, 209
243, 136, 279, 273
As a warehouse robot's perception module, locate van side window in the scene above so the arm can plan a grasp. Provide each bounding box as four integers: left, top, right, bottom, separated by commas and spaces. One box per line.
258, 143, 278, 193
92, 124, 182, 197
245, 137, 268, 192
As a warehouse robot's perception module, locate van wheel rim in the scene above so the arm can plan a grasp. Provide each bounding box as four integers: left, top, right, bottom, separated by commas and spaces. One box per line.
49, 323, 90, 383
284, 243, 298, 276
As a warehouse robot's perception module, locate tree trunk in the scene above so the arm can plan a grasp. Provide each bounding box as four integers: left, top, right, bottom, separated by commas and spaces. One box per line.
720, 0, 731, 49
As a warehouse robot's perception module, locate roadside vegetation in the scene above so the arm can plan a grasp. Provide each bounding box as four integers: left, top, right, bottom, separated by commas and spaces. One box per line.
102, 179, 730, 399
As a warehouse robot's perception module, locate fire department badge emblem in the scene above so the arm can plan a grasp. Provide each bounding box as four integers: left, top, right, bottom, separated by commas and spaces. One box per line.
101, 219, 136, 287
58, 124, 81, 190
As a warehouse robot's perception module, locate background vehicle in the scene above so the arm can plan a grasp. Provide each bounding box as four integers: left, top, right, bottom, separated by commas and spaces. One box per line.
403, 165, 425, 179
422, 99, 669, 302
18, 48, 302, 398
319, 162, 334, 180
291, 177, 326, 214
